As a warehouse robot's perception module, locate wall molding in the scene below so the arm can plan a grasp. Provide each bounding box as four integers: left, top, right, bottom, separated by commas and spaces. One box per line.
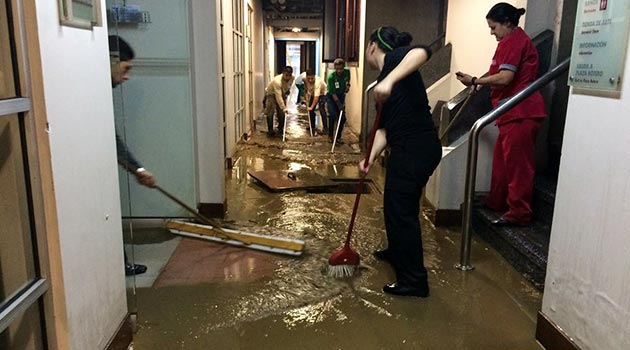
422, 198, 461, 226
106, 314, 133, 350
536, 312, 581, 350
198, 201, 226, 219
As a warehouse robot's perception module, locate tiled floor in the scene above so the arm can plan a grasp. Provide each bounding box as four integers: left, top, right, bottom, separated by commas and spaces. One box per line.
125, 237, 180, 288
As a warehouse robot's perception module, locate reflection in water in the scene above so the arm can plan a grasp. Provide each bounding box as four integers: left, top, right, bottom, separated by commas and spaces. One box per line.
283, 296, 347, 328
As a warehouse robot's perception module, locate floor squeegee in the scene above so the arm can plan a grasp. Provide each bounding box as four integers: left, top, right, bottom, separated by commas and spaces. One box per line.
155, 185, 305, 257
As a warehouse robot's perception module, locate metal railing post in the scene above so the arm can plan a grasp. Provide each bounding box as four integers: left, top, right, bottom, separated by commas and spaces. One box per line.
455, 58, 570, 271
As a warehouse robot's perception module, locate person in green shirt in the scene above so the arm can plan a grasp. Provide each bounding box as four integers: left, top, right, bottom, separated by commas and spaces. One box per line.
326, 58, 351, 143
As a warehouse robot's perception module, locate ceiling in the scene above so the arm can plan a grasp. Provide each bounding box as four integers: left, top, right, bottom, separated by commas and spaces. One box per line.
263, 0, 325, 31
262, 0, 324, 17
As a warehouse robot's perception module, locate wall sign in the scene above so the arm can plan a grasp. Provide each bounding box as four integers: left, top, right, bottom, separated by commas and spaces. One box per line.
58, 0, 102, 29
568, 0, 630, 91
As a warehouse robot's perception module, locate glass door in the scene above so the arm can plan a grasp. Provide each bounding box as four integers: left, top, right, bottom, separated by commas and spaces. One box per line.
106, 0, 196, 316
0, 0, 47, 348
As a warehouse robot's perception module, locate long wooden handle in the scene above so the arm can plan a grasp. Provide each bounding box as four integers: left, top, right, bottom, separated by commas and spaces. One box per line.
155, 185, 252, 245
155, 185, 212, 224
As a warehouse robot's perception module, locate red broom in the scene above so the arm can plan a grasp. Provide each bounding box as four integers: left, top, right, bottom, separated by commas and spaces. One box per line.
328, 103, 384, 277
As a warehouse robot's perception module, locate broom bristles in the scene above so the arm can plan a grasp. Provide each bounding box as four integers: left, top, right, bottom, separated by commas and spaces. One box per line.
327, 264, 356, 278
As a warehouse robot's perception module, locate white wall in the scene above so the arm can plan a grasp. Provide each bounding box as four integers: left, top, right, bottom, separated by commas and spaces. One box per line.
542, 40, 630, 350
34, 1, 127, 349
252, 0, 265, 119
191, 0, 224, 205
344, 1, 366, 134
252, 0, 267, 119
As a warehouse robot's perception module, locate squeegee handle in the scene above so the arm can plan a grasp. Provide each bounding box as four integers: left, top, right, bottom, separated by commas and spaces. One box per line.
344, 104, 384, 245
155, 185, 217, 227
155, 185, 253, 245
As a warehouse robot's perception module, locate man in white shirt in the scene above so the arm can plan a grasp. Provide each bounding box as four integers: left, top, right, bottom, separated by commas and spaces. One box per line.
264, 66, 294, 136
302, 69, 327, 136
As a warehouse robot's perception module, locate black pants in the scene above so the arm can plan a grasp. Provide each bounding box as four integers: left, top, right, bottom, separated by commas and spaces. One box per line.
327, 94, 346, 139
308, 95, 317, 130
318, 95, 328, 129
383, 135, 441, 287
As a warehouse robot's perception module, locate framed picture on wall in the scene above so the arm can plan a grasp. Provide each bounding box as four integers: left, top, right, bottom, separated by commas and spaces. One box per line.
58, 0, 103, 29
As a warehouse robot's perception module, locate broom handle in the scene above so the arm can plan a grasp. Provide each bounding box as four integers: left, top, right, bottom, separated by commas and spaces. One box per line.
155, 185, 252, 245
344, 104, 384, 246
155, 185, 214, 225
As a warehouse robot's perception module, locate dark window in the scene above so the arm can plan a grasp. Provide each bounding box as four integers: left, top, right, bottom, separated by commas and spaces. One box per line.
323, 0, 361, 62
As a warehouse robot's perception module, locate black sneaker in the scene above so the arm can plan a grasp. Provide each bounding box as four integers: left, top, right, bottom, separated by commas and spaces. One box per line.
125, 264, 147, 276
373, 249, 391, 262
336, 139, 344, 145
383, 283, 429, 298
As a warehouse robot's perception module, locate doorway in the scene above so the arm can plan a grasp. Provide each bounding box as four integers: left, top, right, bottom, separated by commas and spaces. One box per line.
275, 40, 317, 74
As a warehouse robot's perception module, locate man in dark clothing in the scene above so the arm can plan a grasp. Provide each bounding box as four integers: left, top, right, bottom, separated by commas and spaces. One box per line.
326, 58, 351, 143
109, 35, 156, 276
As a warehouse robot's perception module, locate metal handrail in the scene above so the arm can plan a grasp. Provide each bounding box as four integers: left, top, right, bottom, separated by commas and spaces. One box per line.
361, 80, 378, 148
456, 58, 570, 271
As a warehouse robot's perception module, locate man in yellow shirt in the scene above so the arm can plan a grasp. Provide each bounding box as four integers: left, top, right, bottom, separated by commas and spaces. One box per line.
264, 66, 294, 137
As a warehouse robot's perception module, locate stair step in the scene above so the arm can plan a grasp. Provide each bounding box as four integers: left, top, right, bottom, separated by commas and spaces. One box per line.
471, 202, 551, 290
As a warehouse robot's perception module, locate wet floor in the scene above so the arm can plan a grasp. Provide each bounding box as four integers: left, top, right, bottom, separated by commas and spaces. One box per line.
131, 113, 543, 349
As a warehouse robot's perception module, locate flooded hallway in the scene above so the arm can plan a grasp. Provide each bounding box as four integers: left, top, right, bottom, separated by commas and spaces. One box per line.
128, 114, 543, 349
3, 0, 630, 349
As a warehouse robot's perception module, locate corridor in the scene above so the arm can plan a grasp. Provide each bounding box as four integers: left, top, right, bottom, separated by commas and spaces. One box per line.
129, 113, 543, 350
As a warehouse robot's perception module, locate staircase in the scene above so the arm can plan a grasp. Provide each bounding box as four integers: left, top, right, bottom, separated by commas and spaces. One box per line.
471, 175, 556, 290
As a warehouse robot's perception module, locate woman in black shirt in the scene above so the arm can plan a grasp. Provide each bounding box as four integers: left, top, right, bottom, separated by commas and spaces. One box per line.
360, 26, 441, 297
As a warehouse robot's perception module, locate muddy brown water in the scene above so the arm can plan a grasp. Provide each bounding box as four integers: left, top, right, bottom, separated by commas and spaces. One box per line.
132, 115, 543, 350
